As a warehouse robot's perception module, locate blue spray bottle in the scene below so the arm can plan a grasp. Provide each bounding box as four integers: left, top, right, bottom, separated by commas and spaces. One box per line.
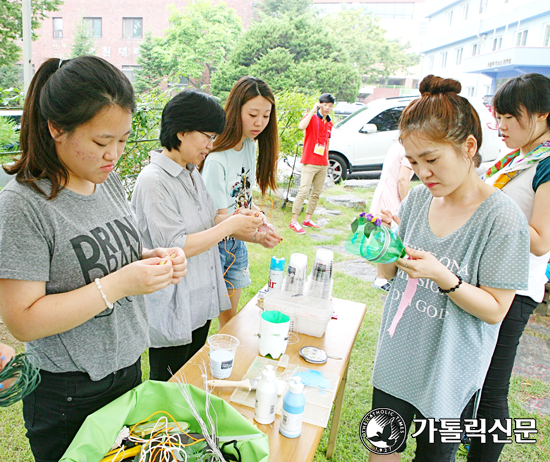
279, 377, 305, 438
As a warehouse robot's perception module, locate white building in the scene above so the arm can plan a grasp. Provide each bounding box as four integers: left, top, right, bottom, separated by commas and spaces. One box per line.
420, 0, 550, 98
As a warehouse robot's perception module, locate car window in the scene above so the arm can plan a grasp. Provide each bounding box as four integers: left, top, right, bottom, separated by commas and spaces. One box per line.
335, 106, 369, 128
367, 107, 405, 132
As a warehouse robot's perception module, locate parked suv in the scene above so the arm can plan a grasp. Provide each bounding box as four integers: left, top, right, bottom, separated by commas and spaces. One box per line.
328, 96, 502, 182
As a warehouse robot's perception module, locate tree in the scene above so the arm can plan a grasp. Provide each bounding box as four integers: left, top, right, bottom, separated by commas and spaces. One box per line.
0, 64, 22, 90
161, 0, 242, 90
70, 19, 96, 58
134, 32, 167, 94
255, 0, 313, 17
376, 39, 420, 85
326, 10, 419, 84
211, 13, 360, 101
276, 91, 317, 156
0, 0, 62, 66
0, 116, 19, 151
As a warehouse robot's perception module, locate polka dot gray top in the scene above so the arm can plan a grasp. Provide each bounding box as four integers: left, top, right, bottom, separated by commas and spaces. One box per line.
372, 186, 530, 420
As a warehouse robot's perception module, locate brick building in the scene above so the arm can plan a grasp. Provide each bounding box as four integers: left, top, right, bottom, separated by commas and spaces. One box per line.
28, 0, 256, 82
25, 0, 425, 90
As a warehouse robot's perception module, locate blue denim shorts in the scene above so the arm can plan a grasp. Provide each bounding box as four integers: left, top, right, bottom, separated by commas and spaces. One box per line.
218, 238, 251, 290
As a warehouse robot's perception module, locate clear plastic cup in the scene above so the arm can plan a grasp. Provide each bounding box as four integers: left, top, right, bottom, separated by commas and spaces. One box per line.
208, 334, 240, 379
284, 253, 308, 295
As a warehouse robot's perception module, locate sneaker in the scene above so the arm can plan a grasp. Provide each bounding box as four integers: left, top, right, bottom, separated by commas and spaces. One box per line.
289, 221, 305, 234
373, 278, 392, 292
302, 219, 320, 228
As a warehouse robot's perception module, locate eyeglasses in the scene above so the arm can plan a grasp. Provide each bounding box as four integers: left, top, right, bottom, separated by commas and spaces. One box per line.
197, 131, 218, 143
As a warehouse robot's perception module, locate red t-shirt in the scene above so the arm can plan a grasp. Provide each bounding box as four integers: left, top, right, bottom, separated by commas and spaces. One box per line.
301, 112, 333, 166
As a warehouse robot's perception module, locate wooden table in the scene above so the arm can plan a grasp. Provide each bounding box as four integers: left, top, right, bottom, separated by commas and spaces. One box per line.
170, 295, 367, 461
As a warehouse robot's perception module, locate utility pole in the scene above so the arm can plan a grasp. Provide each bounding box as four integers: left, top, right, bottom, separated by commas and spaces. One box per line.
22, 0, 32, 92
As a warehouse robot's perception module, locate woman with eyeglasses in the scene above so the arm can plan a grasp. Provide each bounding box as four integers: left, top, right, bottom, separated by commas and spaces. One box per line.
131, 90, 263, 381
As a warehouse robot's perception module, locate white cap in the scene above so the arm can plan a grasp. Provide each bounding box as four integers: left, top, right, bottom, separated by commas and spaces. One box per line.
289, 377, 304, 394
262, 365, 276, 380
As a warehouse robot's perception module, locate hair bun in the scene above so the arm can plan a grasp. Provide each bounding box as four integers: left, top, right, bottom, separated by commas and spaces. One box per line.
419, 75, 461, 96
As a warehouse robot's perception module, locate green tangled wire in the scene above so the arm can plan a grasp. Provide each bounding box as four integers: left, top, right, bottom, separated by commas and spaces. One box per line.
0, 352, 41, 407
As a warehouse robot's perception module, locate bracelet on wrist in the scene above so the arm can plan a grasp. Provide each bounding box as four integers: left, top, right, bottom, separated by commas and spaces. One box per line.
438, 274, 463, 294
253, 229, 260, 243
95, 278, 114, 309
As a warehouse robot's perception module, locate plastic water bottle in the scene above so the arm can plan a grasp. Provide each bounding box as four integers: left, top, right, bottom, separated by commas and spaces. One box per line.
280, 377, 305, 438
254, 365, 278, 425
268, 257, 285, 291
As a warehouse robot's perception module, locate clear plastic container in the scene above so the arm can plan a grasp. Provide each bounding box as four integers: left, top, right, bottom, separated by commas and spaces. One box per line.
263, 290, 334, 338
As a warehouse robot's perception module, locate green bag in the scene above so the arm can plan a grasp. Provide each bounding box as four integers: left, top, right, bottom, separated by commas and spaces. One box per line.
60, 380, 269, 462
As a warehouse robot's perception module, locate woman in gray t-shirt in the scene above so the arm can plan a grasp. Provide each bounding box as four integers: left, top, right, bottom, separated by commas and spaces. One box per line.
0, 57, 187, 461
367, 75, 530, 461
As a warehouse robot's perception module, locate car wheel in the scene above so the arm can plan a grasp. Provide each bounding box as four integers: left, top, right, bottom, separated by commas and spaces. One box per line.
328, 153, 348, 183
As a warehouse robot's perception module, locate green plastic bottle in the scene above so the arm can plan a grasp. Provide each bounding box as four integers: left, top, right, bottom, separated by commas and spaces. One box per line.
345, 214, 407, 263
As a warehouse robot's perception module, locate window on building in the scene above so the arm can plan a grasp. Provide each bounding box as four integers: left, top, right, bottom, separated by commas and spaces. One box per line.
479, 0, 488, 14
446, 11, 453, 26
466, 86, 475, 97
516, 29, 528, 46
455, 47, 463, 65
428, 55, 434, 71
122, 65, 141, 83
83, 18, 102, 38
472, 43, 481, 56
440, 52, 448, 68
123, 18, 143, 39
544, 24, 550, 47
53, 17, 63, 38
461, 3, 469, 21
492, 36, 502, 51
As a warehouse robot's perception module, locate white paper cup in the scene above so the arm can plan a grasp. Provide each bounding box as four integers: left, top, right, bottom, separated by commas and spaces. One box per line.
208, 334, 239, 379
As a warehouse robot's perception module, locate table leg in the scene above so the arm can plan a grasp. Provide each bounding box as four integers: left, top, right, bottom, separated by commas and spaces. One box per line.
326, 359, 349, 459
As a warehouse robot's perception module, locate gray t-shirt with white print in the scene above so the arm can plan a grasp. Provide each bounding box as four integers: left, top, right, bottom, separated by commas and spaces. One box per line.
372, 186, 529, 420
0, 174, 150, 381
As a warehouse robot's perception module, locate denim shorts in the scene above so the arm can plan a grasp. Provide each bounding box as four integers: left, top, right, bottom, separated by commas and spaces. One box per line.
218, 238, 251, 290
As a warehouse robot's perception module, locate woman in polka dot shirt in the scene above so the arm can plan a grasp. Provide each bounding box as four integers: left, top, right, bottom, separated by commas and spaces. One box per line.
368, 75, 530, 462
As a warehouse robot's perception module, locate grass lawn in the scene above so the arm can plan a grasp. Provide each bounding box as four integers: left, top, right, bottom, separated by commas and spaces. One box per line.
1, 182, 549, 461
